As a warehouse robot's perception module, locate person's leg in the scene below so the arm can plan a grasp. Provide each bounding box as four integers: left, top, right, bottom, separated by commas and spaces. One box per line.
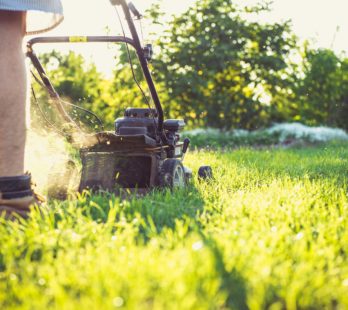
0, 11, 36, 218
0, 10, 27, 177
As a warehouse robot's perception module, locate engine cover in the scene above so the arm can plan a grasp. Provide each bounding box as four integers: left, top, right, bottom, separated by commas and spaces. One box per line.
115, 108, 158, 138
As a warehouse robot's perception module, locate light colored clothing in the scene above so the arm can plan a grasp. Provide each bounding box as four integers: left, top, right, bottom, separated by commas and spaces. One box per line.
0, 0, 63, 34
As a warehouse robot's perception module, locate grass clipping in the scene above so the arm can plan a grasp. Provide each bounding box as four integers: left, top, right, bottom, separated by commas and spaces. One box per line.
24, 130, 80, 197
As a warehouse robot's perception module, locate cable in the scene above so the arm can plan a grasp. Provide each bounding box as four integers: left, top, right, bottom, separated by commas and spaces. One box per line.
30, 70, 84, 133
139, 19, 145, 43
31, 71, 104, 135
31, 86, 67, 137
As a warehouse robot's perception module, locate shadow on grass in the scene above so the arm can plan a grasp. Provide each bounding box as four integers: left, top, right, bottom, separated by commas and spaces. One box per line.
78, 185, 250, 309
200, 232, 249, 310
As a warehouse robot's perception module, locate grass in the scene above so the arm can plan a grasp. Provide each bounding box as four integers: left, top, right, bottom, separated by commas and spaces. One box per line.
1, 142, 348, 309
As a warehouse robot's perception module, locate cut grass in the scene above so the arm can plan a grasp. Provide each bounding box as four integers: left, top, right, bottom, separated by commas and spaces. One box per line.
1, 142, 347, 309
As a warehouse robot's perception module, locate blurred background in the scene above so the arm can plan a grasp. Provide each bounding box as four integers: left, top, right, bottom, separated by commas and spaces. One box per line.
28, 0, 348, 131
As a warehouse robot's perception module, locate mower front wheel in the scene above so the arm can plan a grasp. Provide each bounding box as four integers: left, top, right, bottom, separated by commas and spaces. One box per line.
198, 166, 213, 180
159, 159, 186, 189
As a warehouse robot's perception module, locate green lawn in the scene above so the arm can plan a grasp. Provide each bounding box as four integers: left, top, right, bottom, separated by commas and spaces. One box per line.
1, 142, 347, 309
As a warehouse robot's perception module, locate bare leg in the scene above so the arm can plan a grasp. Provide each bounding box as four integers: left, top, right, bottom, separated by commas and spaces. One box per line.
0, 11, 27, 177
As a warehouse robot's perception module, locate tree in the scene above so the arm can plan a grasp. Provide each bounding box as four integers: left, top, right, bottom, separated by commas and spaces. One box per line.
150, 0, 297, 129
296, 48, 348, 129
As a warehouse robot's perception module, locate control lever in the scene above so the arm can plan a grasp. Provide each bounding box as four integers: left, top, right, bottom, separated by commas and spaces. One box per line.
128, 2, 142, 19
143, 44, 153, 61
182, 138, 190, 160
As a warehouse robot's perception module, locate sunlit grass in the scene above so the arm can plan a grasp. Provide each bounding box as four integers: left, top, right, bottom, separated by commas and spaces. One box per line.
1, 142, 348, 309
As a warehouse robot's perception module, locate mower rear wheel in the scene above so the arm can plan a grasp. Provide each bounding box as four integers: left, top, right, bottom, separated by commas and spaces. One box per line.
160, 159, 186, 189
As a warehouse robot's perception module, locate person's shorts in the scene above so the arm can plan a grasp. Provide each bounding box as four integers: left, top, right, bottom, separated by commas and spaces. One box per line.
0, 0, 63, 34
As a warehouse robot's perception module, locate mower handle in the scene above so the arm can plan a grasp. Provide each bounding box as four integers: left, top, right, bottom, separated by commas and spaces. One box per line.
27, 0, 166, 144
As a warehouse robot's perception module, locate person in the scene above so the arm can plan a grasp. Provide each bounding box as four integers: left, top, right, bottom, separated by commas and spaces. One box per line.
0, 1, 63, 217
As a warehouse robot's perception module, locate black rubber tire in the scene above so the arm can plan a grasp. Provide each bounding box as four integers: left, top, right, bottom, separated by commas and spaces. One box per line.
159, 159, 186, 189
198, 166, 213, 180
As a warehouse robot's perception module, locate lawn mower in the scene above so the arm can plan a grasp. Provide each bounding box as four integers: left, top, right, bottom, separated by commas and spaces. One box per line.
27, 0, 212, 195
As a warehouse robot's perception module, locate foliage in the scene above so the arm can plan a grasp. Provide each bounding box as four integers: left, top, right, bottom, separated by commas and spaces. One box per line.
1, 143, 348, 308
151, 0, 297, 129
296, 48, 348, 129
